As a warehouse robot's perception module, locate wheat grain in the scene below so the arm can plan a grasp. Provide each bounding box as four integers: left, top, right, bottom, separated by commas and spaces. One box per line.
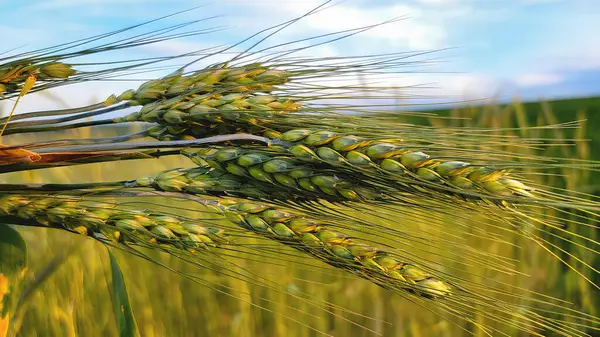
133, 166, 350, 201
175, 139, 531, 204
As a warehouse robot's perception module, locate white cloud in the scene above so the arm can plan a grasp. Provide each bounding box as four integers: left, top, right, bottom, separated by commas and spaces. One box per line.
437, 74, 509, 99
515, 73, 563, 87
299, 5, 447, 49
227, 1, 451, 50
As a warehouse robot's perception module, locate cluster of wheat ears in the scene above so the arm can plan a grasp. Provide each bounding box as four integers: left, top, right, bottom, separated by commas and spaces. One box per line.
0, 6, 599, 337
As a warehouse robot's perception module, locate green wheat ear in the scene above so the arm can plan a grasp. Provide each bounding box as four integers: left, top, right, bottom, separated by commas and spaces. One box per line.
0, 195, 450, 299
0, 62, 76, 97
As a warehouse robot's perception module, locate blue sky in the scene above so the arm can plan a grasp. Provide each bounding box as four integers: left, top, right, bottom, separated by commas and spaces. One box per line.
2, 0, 599, 110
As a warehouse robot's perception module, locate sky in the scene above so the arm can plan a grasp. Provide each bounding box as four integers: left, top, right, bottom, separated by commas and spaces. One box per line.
1, 0, 599, 111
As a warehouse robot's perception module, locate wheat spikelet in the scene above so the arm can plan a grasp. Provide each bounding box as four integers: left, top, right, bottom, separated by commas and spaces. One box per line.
0, 49, 440, 135
0, 62, 76, 97
56, 187, 597, 337
180, 150, 380, 201
134, 166, 372, 201
275, 129, 534, 201
110, 64, 291, 106
120, 91, 299, 140
0, 195, 229, 251
219, 199, 452, 298
175, 138, 532, 204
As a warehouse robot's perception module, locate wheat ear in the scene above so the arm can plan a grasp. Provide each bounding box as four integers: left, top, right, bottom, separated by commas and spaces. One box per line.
0, 195, 229, 251
0, 193, 450, 299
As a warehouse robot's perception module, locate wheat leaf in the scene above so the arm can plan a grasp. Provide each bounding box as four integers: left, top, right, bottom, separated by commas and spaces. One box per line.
107, 249, 139, 337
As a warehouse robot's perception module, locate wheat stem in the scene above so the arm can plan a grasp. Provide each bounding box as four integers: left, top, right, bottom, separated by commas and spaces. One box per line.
0, 102, 113, 124
2, 103, 130, 130
36, 134, 272, 153
0, 150, 180, 174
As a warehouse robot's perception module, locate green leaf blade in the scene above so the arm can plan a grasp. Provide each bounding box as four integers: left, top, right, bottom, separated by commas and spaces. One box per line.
108, 250, 139, 337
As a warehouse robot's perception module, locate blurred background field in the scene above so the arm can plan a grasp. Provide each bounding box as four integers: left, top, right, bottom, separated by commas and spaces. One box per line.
1, 95, 598, 337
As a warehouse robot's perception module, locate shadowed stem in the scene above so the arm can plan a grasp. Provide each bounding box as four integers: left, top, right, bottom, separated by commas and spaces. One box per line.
1, 119, 117, 136
0, 182, 123, 192
0, 134, 273, 174
3, 103, 130, 129
0, 150, 180, 174
0, 130, 150, 151
0, 102, 130, 127
0, 102, 109, 124
36, 134, 273, 152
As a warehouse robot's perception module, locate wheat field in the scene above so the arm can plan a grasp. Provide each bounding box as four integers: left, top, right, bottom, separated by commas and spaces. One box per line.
0, 97, 596, 336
